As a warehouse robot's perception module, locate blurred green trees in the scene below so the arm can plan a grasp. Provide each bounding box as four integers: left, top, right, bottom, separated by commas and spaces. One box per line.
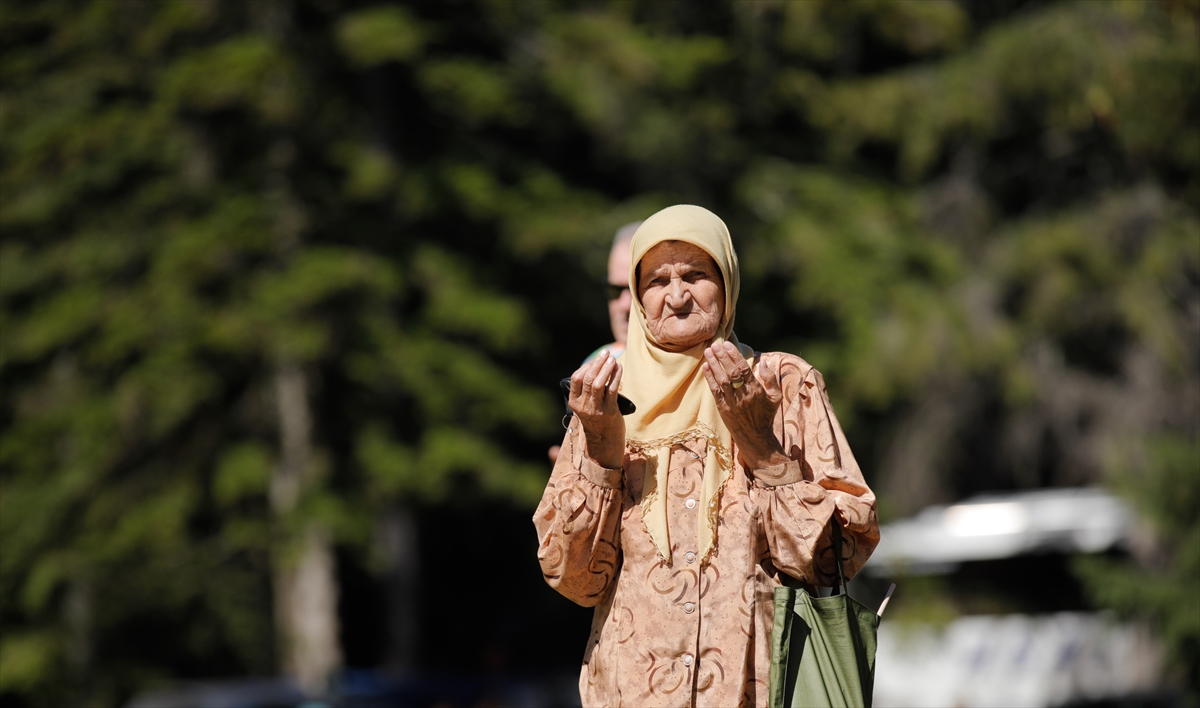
1, 0, 1196, 704
1075, 434, 1200, 694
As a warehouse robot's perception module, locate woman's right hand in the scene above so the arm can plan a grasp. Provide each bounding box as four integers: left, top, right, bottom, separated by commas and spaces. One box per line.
568, 349, 625, 469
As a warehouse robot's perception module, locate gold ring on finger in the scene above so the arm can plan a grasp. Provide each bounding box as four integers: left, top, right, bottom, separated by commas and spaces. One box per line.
731, 378, 745, 389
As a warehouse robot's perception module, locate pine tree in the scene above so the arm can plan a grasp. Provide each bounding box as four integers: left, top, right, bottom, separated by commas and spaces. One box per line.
2, 1, 1196, 705
0, 1, 559, 702
1075, 435, 1200, 696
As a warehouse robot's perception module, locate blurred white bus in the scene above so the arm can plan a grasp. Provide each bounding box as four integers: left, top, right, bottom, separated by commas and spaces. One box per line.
860, 488, 1174, 708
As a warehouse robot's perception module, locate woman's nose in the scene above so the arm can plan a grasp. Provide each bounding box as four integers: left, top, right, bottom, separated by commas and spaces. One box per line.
666, 277, 690, 305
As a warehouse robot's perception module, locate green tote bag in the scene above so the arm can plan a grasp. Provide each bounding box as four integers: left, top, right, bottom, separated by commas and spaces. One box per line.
769, 524, 880, 708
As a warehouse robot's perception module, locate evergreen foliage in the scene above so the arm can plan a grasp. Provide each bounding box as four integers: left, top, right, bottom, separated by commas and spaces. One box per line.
1, 0, 1196, 704
1075, 434, 1200, 697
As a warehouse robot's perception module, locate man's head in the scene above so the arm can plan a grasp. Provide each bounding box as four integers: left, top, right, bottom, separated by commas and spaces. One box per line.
607, 221, 640, 346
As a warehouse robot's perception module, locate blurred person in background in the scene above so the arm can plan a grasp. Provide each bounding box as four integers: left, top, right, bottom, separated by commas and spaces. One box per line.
535, 205, 879, 707
586, 221, 640, 363
549, 221, 640, 464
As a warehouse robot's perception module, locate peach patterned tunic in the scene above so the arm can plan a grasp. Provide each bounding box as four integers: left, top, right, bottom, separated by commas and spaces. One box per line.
534, 352, 880, 708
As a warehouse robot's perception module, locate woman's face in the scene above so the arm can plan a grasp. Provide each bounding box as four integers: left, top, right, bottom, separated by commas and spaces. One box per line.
638, 241, 725, 352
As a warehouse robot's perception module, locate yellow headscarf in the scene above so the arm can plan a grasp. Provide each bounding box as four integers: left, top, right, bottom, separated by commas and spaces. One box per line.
621, 205, 753, 565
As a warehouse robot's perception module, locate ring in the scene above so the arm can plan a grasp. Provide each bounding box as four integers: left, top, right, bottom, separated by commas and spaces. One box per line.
731, 378, 745, 389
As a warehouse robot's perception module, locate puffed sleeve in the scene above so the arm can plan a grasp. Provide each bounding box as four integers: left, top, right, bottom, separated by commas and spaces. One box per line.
748, 354, 879, 585
533, 419, 624, 607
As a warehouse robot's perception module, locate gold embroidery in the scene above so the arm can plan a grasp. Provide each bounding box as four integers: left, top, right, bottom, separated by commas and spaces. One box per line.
628, 422, 734, 565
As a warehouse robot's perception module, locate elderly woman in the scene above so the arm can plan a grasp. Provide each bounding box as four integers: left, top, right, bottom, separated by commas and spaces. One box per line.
534, 205, 879, 708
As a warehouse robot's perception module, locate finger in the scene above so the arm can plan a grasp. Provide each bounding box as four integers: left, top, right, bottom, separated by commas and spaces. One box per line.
582, 349, 608, 389
704, 347, 731, 388
701, 362, 725, 401
715, 342, 745, 381
573, 351, 608, 406
736, 362, 758, 393
700, 360, 715, 393
570, 366, 587, 399
711, 341, 734, 375
609, 363, 622, 395
726, 347, 758, 395
726, 342, 754, 380
592, 354, 617, 394
717, 349, 746, 393
760, 363, 782, 401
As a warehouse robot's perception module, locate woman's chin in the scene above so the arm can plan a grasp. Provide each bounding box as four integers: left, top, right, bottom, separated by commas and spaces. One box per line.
656, 329, 715, 352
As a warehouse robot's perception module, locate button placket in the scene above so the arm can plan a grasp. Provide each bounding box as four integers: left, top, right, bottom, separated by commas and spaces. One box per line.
670, 443, 702, 637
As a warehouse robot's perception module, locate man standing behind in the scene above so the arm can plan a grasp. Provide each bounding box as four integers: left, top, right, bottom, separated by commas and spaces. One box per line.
549, 221, 640, 463
584, 221, 639, 363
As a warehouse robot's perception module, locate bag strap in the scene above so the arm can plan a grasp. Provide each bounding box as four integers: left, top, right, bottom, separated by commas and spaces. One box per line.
831, 521, 847, 597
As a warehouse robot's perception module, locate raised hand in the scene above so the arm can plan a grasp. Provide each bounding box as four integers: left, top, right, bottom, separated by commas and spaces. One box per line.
701, 341, 790, 470
568, 349, 625, 469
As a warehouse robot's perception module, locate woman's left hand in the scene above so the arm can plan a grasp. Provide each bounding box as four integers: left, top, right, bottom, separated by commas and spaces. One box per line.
702, 341, 791, 470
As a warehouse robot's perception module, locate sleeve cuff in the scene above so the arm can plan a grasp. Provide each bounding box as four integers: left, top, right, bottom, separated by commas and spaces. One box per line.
579, 456, 623, 489
751, 459, 806, 487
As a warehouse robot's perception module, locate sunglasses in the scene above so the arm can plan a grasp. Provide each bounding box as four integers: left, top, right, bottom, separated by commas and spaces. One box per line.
606, 283, 630, 301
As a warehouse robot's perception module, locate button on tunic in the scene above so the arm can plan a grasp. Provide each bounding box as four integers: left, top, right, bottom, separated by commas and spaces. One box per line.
534, 353, 879, 708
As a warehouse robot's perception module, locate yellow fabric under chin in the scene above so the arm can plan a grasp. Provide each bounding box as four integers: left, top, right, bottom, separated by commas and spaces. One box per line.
620, 204, 753, 565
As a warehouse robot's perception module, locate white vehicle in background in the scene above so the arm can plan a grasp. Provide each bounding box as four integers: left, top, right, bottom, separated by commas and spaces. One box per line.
860, 488, 1173, 708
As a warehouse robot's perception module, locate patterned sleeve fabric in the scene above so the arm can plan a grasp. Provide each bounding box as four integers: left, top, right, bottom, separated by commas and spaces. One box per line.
534, 353, 878, 708
533, 420, 624, 607
749, 353, 880, 585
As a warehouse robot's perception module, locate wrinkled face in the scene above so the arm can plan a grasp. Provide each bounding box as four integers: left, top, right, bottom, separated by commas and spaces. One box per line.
607, 239, 633, 345
637, 241, 725, 352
